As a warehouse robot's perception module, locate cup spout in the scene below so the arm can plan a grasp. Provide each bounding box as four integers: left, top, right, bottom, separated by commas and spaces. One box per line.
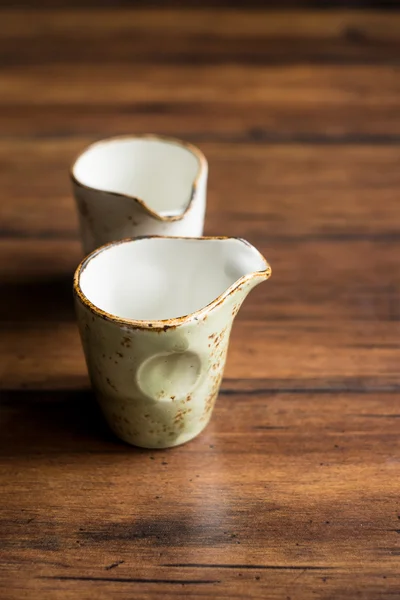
224, 237, 271, 284
216, 237, 271, 311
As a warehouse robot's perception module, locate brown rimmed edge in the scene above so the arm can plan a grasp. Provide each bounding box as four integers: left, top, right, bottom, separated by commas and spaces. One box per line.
73, 236, 271, 332
70, 134, 208, 222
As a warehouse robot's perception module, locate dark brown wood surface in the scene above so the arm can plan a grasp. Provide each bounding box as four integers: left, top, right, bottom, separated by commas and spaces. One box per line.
1, 5, 400, 599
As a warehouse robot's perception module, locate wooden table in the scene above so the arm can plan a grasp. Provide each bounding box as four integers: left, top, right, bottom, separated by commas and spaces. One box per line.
1, 3, 400, 598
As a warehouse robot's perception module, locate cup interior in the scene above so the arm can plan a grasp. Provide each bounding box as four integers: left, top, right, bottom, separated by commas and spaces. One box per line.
72, 137, 202, 216
77, 238, 267, 322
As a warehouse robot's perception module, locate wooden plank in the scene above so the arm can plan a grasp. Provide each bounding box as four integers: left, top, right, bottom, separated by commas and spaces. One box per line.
4, 9, 400, 39
2, 9, 400, 66
1, 63, 400, 137
1, 315, 399, 389
1, 387, 399, 600
3, 65, 399, 107
2, 0, 399, 9
2, 236, 400, 328
1, 140, 400, 239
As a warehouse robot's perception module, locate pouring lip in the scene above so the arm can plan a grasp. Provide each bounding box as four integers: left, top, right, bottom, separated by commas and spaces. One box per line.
73, 236, 271, 331
70, 134, 208, 222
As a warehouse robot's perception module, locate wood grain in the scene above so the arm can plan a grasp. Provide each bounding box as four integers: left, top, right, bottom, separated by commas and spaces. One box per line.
2, 140, 400, 238
2, 9, 400, 66
1, 5, 400, 600
2, 64, 400, 139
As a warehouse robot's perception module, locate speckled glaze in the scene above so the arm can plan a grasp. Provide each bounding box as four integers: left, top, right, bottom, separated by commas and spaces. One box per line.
70, 135, 208, 255
73, 237, 271, 449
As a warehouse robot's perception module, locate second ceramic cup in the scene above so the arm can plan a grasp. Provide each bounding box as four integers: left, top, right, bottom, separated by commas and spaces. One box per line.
70, 135, 208, 255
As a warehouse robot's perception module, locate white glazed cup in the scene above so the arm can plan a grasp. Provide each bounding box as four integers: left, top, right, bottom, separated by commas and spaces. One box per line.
70, 135, 208, 255
73, 236, 271, 449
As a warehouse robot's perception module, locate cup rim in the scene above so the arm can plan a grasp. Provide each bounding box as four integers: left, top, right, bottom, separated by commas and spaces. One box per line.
73, 236, 271, 331
70, 134, 208, 222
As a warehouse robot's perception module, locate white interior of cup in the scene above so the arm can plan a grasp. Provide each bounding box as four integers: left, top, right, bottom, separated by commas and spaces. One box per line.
78, 238, 268, 321
72, 137, 201, 216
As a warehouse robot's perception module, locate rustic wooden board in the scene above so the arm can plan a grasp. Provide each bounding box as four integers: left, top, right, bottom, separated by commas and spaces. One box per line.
1, 5, 399, 600
2, 9, 400, 66
2, 64, 400, 138
2, 141, 400, 238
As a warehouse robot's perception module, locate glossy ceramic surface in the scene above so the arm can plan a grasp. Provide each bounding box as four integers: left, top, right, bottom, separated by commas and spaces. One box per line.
74, 237, 271, 449
71, 135, 208, 254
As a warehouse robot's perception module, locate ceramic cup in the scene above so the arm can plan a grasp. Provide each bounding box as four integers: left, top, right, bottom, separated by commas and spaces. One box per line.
74, 236, 271, 449
70, 135, 208, 255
